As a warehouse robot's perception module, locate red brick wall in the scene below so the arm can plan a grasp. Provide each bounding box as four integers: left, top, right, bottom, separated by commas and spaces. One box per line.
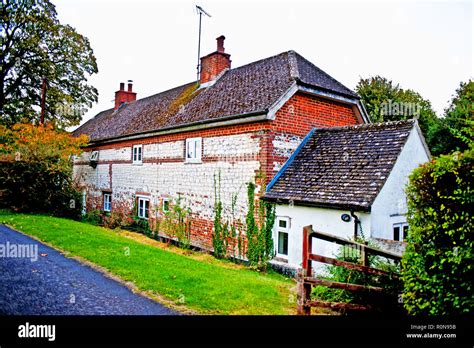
261, 92, 360, 181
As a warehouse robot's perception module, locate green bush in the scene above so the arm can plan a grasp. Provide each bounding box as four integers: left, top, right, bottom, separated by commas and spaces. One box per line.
0, 160, 82, 219
81, 209, 103, 226
402, 149, 474, 315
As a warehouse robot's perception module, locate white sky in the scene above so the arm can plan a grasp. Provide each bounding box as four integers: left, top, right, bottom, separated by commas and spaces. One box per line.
55, 0, 473, 128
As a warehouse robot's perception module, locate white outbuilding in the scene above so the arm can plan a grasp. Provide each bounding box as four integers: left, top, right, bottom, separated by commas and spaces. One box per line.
263, 120, 430, 270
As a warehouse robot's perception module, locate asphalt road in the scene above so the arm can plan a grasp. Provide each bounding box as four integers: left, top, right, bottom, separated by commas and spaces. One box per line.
0, 224, 177, 315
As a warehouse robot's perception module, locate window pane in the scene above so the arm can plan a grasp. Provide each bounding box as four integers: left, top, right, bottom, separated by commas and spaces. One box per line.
144, 200, 149, 218
278, 232, 288, 255
278, 219, 287, 229
190, 141, 195, 158
133, 147, 137, 161
194, 139, 201, 159
138, 146, 142, 160
403, 225, 409, 241
163, 200, 169, 212
393, 226, 400, 241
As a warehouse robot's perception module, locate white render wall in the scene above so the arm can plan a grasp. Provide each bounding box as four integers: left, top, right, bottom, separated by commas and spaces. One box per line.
74, 133, 261, 223
274, 204, 370, 270
370, 127, 430, 240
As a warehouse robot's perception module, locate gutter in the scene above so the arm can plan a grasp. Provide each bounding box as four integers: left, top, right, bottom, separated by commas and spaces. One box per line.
297, 84, 370, 124
260, 196, 371, 213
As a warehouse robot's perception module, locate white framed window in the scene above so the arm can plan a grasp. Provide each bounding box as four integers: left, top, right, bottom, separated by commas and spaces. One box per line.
103, 193, 111, 212
133, 145, 143, 164
393, 222, 409, 241
275, 217, 290, 257
137, 197, 150, 219
163, 198, 170, 212
185, 137, 202, 163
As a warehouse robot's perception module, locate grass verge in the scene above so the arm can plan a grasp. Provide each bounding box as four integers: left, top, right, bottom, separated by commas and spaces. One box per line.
0, 211, 296, 315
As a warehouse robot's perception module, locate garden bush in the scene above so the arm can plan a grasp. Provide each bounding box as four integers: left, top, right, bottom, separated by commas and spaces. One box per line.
402, 149, 474, 315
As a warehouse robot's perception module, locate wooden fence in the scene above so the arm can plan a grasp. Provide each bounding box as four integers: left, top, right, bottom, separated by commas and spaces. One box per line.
296, 225, 402, 315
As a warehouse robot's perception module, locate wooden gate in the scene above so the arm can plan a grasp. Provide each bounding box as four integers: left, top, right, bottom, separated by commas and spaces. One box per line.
296, 225, 402, 315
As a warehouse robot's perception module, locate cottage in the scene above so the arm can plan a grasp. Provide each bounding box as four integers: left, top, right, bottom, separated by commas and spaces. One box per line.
262, 120, 431, 270
73, 36, 369, 251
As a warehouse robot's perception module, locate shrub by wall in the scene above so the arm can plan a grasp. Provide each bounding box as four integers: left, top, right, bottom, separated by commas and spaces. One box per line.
0, 123, 88, 218
402, 149, 474, 315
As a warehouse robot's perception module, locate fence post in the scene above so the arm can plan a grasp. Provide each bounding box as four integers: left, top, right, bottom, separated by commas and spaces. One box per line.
296, 268, 304, 315
299, 225, 313, 315
360, 242, 369, 267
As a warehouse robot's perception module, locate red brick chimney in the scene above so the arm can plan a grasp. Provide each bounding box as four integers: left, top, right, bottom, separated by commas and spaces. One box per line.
200, 35, 231, 84
114, 81, 137, 110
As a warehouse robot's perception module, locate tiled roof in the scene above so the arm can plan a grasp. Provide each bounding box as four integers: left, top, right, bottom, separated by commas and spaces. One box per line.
263, 120, 416, 211
73, 51, 359, 142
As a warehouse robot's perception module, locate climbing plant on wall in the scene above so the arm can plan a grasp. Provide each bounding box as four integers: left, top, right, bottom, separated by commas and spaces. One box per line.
246, 181, 276, 270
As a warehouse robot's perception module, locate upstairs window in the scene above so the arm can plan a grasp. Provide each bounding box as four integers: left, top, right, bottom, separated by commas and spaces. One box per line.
185, 138, 202, 163
133, 145, 143, 164
103, 193, 111, 212
137, 197, 150, 219
393, 222, 409, 241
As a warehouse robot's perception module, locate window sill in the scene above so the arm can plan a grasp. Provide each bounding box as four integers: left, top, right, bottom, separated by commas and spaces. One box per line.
132, 162, 143, 166
274, 256, 288, 263
184, 160, 202, 164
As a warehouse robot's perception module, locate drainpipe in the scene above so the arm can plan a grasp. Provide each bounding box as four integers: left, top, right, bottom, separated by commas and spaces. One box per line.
350, 210, 360, 240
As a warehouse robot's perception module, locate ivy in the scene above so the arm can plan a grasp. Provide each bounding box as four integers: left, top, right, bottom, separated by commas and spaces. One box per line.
212, 171, 243, 259
213, 172, 226, 258
246, 181, 276, 270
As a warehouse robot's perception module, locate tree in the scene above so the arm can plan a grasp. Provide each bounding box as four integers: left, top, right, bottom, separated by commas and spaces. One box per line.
0, 122, 88, 217
356, 76, 438, 148
428, 80, 474, 156
402, 149, 474, 315
0, 0, 98, 128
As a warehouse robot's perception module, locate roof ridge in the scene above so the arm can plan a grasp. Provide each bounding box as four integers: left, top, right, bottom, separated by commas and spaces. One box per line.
287, 50, 300, 81
315, 119, 416, 132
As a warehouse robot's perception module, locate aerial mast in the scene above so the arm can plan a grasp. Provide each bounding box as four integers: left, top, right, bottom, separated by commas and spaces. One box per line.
195, 5, 211, 83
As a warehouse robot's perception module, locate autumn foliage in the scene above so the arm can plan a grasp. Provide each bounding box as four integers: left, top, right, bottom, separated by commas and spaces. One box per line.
0, 123, 88, 217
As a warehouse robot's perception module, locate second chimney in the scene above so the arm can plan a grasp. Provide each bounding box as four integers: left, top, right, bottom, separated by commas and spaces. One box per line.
114, 80, 137, 110
200, 35, 231, 85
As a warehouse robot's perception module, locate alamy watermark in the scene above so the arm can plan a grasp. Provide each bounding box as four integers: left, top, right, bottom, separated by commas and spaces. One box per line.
381, 100, 421, 118
0, 242, 38, 262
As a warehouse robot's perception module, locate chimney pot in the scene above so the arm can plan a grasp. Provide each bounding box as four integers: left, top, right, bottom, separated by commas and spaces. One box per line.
119, 82, 125, 91
216, 35, 225, 53
127, 82, 133, 92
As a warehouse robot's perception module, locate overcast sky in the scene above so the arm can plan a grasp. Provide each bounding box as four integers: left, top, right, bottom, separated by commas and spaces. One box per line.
55, 0, 473, 127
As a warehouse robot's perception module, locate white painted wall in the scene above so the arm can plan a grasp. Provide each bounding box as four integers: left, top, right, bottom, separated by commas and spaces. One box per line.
273, 204, 370, 270
370, 127, 430, 240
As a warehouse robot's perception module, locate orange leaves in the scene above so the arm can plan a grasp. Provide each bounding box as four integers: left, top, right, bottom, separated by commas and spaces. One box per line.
0, 123, 89, 173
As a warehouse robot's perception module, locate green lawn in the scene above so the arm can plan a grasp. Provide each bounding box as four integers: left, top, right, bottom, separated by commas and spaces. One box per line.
0, 211, 295, 315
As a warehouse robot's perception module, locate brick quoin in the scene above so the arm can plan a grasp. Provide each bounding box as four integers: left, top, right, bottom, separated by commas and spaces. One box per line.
76, 92, 361, 252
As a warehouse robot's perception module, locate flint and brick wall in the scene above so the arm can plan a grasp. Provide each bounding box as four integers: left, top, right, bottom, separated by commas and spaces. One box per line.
74, 92, 361, 251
